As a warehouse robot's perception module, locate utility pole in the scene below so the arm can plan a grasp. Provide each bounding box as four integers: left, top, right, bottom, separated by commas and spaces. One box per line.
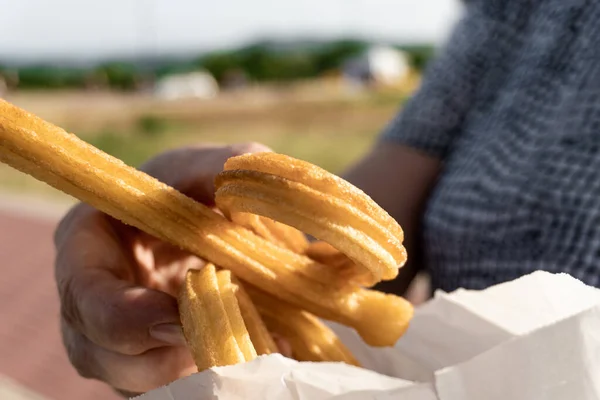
135, 0, 157, 60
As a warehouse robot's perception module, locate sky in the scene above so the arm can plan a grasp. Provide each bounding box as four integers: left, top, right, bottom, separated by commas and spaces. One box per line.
0, 0, 464, 62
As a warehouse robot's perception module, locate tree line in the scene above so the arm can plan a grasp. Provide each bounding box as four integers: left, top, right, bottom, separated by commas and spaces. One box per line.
0, 40, 436, 91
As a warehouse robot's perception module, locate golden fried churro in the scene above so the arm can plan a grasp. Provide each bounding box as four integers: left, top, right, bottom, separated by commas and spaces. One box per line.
215, 152, 407, 285
231, 212, 308, 253
178, 265, 256, 371
305, 241, 373, 287
0, 99, 413, 347
216, 270, 257, 361
245, 284, 359, 366
230, 277, 278, 355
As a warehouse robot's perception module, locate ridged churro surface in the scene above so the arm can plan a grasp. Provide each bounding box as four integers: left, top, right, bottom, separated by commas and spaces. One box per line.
0, 99, 415, 366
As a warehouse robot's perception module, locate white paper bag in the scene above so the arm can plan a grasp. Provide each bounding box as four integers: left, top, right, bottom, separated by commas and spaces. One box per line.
135, 271, 600, 400
136, 355, 425, 400
436, 305, 600, 399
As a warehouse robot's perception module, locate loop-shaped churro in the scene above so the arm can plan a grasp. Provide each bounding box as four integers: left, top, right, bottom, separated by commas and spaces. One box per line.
215, 153, 407, 286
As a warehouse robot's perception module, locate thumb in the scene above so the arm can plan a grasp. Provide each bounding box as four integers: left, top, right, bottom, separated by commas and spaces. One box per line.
138, 142, 272, 205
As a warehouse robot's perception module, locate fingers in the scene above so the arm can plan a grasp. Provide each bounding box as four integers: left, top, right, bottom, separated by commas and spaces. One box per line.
138, 142, 272, 204
229, 142, 272, 157
97, 344, 197, 393
55, 205, 185, 356
54, 141, 273, 392
56, 205, 193, 393
271, 333, 293, 358
62, 320, 197, 393
71, 272, 185, 355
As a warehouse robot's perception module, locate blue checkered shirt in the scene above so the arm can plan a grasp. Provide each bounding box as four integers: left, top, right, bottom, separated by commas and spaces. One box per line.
381, 0, 600, 292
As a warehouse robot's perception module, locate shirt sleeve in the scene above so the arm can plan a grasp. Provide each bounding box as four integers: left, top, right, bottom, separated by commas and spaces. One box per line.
380, 3, 501, 159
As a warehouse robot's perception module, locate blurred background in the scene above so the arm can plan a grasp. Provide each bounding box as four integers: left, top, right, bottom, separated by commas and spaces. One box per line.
0, 1, 463, 398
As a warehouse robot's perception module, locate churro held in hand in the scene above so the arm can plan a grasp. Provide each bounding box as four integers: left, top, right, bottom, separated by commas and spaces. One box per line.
0, 99, 414, 349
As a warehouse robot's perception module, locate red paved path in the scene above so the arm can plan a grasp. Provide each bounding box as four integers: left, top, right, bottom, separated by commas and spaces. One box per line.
0, 211, 120, 400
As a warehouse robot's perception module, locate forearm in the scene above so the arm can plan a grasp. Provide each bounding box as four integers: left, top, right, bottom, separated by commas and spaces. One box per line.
342, 142, 441, 295
340, 3, 496, 295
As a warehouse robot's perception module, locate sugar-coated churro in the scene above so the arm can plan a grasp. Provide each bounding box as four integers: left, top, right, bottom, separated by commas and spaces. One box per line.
215, 152, 407, 286
178, 265, 256, 371
0, 99, 414, 354
244, 283, 360, 366
230, 276, 278, 355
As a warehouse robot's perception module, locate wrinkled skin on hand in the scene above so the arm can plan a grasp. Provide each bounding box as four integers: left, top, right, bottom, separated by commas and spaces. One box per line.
54, 143, 277, 395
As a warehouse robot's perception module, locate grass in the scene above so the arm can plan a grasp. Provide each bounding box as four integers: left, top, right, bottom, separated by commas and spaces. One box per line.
83, 121, 378, 172
0, 83, 411, 202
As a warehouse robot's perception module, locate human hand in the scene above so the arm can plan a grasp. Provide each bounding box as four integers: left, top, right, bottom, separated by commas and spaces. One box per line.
54, 143, 272, 396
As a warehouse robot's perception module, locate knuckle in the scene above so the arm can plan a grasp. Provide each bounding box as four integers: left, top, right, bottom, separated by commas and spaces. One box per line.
61, 319, 103, 381
53, 203, 92, 248
230, 142, 271, 156
53, 206, 77, 247
57, 276, 85, 331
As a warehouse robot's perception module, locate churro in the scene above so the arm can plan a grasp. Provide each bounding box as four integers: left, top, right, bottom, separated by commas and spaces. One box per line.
245, 283, 359, 366
230, 212, 308, 253
0, 99, 413, 348
178, 265, 256, 371
215, 152, 407, 286
305, 241, 373, 287
230, 277, 278, 355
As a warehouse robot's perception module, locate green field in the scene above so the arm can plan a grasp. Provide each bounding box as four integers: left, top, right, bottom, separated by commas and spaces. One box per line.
0, 84, 409, 203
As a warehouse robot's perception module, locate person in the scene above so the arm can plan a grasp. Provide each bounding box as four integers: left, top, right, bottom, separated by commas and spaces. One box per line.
54, 0, 600, 396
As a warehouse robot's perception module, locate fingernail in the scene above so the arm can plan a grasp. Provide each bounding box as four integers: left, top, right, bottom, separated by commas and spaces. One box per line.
150, 324, 186, 346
